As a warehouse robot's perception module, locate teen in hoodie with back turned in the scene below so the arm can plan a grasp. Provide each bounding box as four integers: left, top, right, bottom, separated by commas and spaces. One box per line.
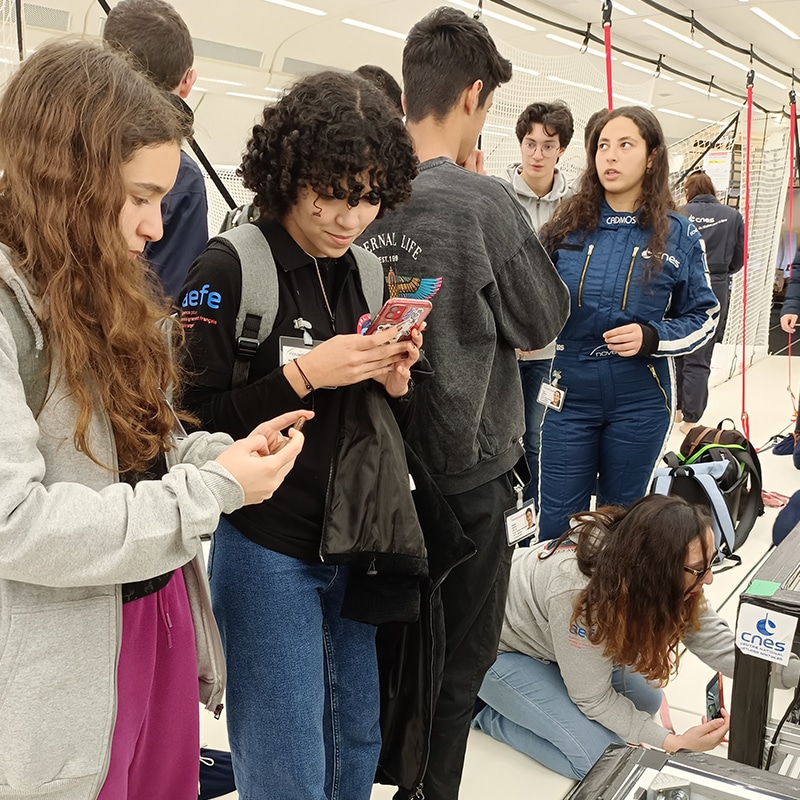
358, 8, 570, 799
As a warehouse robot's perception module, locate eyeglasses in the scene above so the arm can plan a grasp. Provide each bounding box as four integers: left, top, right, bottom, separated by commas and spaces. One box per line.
683, 550, 720, 579
521, 140, 560, 156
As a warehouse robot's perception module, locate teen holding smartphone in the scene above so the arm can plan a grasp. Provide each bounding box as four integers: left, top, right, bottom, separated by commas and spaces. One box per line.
0, 41, 305, 800
179, 72, 424, 800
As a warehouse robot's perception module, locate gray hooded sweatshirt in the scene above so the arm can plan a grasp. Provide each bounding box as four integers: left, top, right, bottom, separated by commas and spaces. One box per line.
502, 164, 574, 362
0, 246, 242, 799
500, 541, 800, 749
503, 164, 574, 235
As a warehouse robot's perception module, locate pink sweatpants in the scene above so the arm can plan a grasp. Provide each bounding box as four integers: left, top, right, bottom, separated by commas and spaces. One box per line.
98, 569, 200, 800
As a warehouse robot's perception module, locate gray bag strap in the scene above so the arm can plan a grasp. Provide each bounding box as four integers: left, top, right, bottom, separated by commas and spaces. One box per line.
0, 259, 48, 417
214, 227, 386, 390
214, 225, 279, 390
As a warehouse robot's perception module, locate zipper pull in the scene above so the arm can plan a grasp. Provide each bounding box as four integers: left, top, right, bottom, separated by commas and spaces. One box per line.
366, 558, 378, 576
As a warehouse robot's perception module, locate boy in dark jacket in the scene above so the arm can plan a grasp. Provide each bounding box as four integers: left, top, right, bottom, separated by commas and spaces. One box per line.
676, 170, 744, 431
358, 8, 569, 799
104, 0, 209, 301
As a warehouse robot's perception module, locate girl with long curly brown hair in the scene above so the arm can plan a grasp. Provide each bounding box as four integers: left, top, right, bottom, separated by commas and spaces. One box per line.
0, 40, 306, 800
178, 71, 422, 799
472, 494, 799, 779
537, 107, 720, 541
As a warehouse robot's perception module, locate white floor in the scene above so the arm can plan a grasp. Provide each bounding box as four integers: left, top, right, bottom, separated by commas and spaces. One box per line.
201, 353, 800, 800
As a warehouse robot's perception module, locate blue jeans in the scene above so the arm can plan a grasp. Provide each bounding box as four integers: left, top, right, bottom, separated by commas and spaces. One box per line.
208, 518, 381, 800
518, 359, 552, 509
472, 652, 663, 780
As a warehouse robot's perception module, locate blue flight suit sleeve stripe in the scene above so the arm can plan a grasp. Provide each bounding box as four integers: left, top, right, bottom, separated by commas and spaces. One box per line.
648, 220, 720, 356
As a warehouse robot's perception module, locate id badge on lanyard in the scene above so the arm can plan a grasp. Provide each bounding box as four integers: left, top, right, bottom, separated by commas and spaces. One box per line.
536, 369, 566, 412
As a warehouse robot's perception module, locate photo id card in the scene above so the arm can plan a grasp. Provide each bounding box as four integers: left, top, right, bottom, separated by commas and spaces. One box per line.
505, 500, 538, 546
279, 336, 335, 389
536, 380, 566, 411
279, 336, 316, 367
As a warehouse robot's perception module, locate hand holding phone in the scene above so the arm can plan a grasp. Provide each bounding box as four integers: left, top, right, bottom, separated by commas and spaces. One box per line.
705, 672, 724, 721
364, 298, 432, 343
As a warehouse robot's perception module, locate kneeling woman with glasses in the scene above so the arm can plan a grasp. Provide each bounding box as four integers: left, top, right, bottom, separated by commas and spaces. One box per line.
471, 494, 800, 780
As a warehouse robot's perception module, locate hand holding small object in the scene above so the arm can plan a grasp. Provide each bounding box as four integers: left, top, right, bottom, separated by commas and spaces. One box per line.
214, 410, 312, 504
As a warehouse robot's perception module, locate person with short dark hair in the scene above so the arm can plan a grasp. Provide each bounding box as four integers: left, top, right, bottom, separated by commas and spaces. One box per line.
355, 64, 404, 115
537, 108, 719, 542
104, 0, 209, 300
509, 101, 574, 232
503, 100, 575, 518
358, 8, 570, 798
179, 71, 423, 800
471, 494, 800, 779
675, 171, 744, 432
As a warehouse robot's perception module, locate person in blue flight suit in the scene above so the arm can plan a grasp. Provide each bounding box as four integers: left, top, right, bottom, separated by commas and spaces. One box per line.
537, 106, 719, 541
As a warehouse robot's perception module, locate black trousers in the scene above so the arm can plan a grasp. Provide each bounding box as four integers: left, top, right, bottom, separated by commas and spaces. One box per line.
676, 273, 731, 423
398, 470, 515, 800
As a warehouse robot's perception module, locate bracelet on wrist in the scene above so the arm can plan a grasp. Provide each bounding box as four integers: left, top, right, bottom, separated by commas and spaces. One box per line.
294, 358, 314, 393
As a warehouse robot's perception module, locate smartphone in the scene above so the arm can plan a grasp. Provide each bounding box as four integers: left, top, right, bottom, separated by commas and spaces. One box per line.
705, 672, 724, 720
364, 298, 432, 343
271, 417, 306, 453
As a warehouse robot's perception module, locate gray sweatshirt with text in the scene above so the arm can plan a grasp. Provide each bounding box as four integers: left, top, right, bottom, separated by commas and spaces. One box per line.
358, 157, 569, 494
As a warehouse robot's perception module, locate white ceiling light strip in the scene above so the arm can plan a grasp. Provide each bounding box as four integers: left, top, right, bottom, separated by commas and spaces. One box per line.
342, 18, 406, 40
197, 77, 245, 87
657, 107, 695, 119
750, 7, 799, 40
545, 75, 603, 93
707, 49, 785, 90
642, 19, 703, 49
448, 0, 535, 31
514, 65, 541, 77
677, 80, 718, 98
621, 60, 673, 80
612, 2, 637, 16
227, 92, 274, 101
613, 93, 653, 108
546, 33, 616, 60
262, 0, 325, 16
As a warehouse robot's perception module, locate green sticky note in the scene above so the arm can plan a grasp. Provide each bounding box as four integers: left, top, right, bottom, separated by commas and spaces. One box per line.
745, 580, 781, 597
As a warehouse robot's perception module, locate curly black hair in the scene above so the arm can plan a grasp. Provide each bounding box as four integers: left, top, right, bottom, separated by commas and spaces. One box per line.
240, 71, 418, 220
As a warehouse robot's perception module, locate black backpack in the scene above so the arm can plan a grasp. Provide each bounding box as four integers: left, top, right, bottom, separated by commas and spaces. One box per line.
652, 418, 764, 558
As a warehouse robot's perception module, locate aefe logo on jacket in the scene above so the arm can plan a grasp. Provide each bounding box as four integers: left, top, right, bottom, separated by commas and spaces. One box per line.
182, 284, 222, 310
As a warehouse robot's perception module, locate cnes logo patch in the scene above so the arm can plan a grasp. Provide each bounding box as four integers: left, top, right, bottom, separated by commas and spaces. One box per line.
736, 605, 797, 666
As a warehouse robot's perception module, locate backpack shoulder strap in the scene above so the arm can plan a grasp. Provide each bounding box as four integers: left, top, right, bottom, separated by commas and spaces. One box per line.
351, 244, 384, 317
730, 447, 765, 547
0, 255, 49, 417
213, 225, 278, 390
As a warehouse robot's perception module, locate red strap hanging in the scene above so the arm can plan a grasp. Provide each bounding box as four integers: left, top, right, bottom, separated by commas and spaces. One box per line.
741, 70, 755, 440
787, 89, 797, 411
602, 1, 613, 110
